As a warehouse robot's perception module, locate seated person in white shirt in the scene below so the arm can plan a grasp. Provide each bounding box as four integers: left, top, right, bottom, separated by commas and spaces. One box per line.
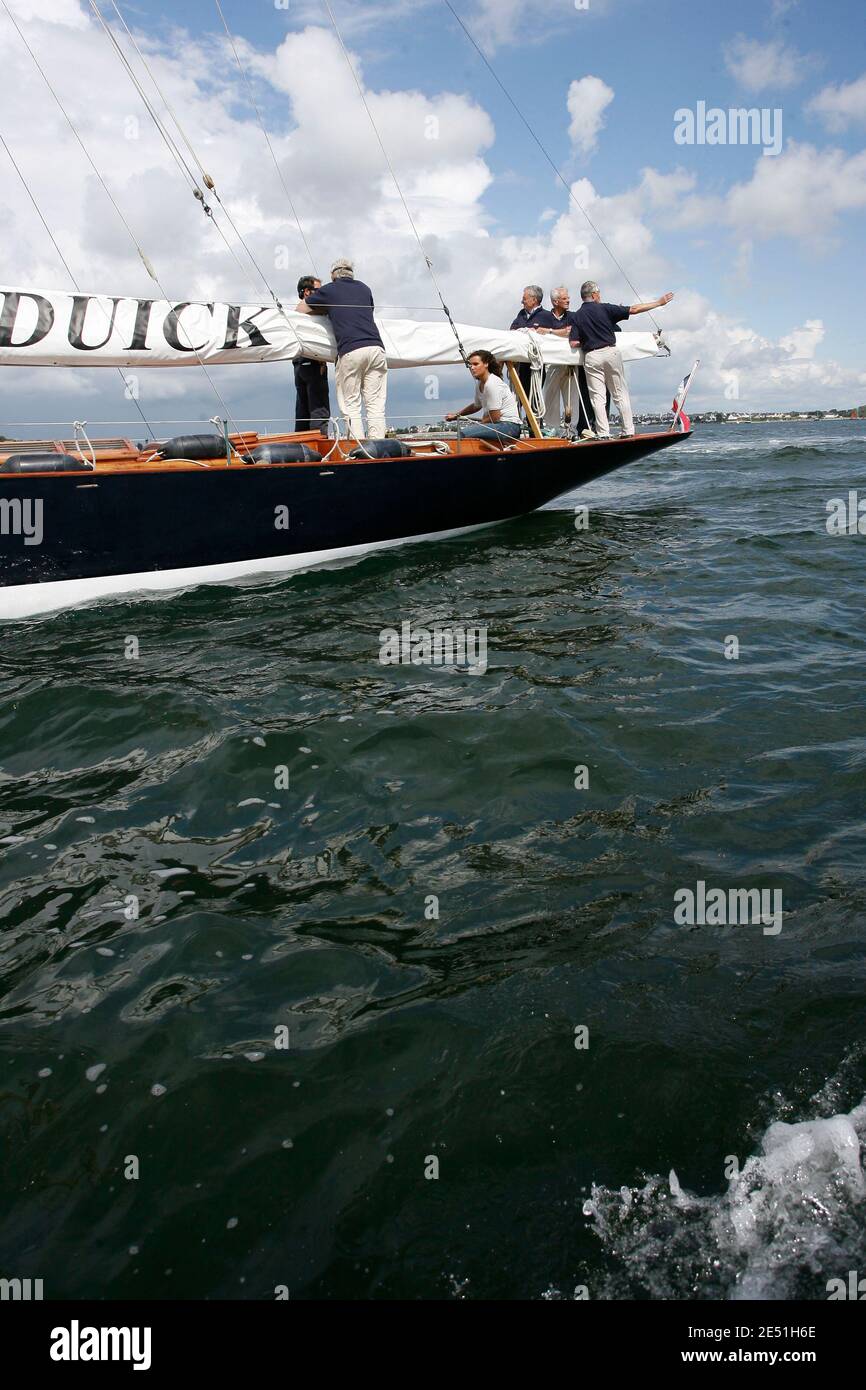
444, 351, 522, 443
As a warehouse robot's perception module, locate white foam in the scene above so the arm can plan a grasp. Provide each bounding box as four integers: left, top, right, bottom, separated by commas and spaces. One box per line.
582, 1092, 866, 1300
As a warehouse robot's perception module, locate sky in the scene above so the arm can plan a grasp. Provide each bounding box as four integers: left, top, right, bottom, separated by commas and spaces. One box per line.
0, 0, 865, 439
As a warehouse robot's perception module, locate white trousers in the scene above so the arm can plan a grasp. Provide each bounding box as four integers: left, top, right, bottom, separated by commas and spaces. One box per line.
583, 346, 633, 437
543, 365, 580, 428
335, 345, 388, 440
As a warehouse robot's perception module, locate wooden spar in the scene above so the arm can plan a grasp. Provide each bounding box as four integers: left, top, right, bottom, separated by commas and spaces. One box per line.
506, 363, 543, 439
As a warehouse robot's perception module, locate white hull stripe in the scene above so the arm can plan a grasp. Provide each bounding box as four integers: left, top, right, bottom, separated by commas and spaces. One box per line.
0, 520, 506, 620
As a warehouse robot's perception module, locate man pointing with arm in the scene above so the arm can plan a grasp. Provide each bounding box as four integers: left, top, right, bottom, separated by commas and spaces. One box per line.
570, 280, 674, 438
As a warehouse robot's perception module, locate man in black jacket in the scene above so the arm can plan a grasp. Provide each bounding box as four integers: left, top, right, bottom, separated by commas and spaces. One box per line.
294, 276, 331, 435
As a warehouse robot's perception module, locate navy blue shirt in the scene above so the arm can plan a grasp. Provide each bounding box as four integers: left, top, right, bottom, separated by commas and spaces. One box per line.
536, 308, 574, 332
569, 301, 630, 352
305, 278, 384, 357
509, 304, 546, 330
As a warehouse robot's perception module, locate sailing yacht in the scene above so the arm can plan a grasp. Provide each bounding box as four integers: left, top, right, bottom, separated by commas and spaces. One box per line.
0, 2, 694, 620
0, 283, 690, 619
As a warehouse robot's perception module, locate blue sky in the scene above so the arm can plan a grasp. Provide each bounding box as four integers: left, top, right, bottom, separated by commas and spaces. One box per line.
199, 0, 866, 357
0, 0, 864, 436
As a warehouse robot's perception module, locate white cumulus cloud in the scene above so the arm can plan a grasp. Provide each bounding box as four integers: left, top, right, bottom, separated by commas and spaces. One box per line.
724, 141, 866, 241
723, 35, 809, 92
807, 72, 866, 131
567, 76, 614, 157
0, 3, 862, 426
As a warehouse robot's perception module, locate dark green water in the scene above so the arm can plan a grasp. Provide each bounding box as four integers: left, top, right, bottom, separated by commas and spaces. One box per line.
2, 421, 865, 1300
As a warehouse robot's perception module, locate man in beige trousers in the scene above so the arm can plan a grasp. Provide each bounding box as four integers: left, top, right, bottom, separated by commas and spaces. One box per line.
299, 258, 387, 440
569, 280, 674, 437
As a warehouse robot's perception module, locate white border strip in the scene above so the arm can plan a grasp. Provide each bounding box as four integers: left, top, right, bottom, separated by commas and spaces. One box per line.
0, 521, 504, 620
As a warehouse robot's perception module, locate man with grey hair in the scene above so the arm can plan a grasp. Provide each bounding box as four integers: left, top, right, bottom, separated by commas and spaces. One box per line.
509, 285, 546, 417
509, 285, 546, 333
569, 280, 674, 437
299, 258, 387, 440
536, 285, 595, 438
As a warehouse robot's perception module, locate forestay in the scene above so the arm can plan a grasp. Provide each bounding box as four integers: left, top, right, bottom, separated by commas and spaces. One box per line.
0, 285, 663, 371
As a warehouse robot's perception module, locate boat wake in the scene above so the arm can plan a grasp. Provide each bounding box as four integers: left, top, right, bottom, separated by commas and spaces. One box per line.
580, 1070, 866, 1301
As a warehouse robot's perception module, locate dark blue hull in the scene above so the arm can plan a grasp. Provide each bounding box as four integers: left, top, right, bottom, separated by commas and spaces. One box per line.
0, 431, 687, 615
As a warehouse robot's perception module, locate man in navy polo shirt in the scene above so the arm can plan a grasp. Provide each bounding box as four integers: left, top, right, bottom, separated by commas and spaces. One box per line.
569, 279, 674, 438
299, 258, 387, 440
510, 285, 546, 333
509, 284, 546, 417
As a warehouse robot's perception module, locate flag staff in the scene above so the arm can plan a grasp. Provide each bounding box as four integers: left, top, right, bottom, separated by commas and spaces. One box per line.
672, 359, 701, 431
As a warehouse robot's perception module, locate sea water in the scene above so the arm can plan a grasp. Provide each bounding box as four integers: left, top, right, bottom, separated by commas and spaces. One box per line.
0, 420, 864, 1299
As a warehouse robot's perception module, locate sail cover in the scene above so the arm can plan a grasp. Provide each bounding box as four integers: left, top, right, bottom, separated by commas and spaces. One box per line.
0, 285, 663, 370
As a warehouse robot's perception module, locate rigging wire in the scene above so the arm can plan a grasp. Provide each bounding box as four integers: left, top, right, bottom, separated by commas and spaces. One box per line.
96, 1, 473, 394
89, 1, 262, 300
2, 1, 156, 284
104, 0, 211, 187
441, 0, 661, 332
94, 0, 418, 408
91, 1, 232, 216
98, 4, 197, 190
1, 0, 244, 439
92, 0, 411, 426
213, 0, 318, 279
0, 128, 156, 437
92, 0, 318, 362
0, 134, 77, 290
320, 0, 468, 363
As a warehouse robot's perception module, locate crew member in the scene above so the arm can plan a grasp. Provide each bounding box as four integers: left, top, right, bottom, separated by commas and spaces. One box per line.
535, 286, 594, 439
569, 280, 674, 438
298, 258, 387, 440
509, 285, 546, 416
445, 350, 521, 444
294, 275, 331, 435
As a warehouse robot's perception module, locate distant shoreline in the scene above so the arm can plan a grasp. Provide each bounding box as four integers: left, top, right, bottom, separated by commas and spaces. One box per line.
630, 412, 866, 426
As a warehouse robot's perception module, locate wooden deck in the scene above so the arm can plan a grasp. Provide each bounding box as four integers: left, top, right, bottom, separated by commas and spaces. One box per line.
0, 428, 585, 475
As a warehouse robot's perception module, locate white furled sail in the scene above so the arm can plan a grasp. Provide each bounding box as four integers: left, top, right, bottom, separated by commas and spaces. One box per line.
0, 285, 663, 371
